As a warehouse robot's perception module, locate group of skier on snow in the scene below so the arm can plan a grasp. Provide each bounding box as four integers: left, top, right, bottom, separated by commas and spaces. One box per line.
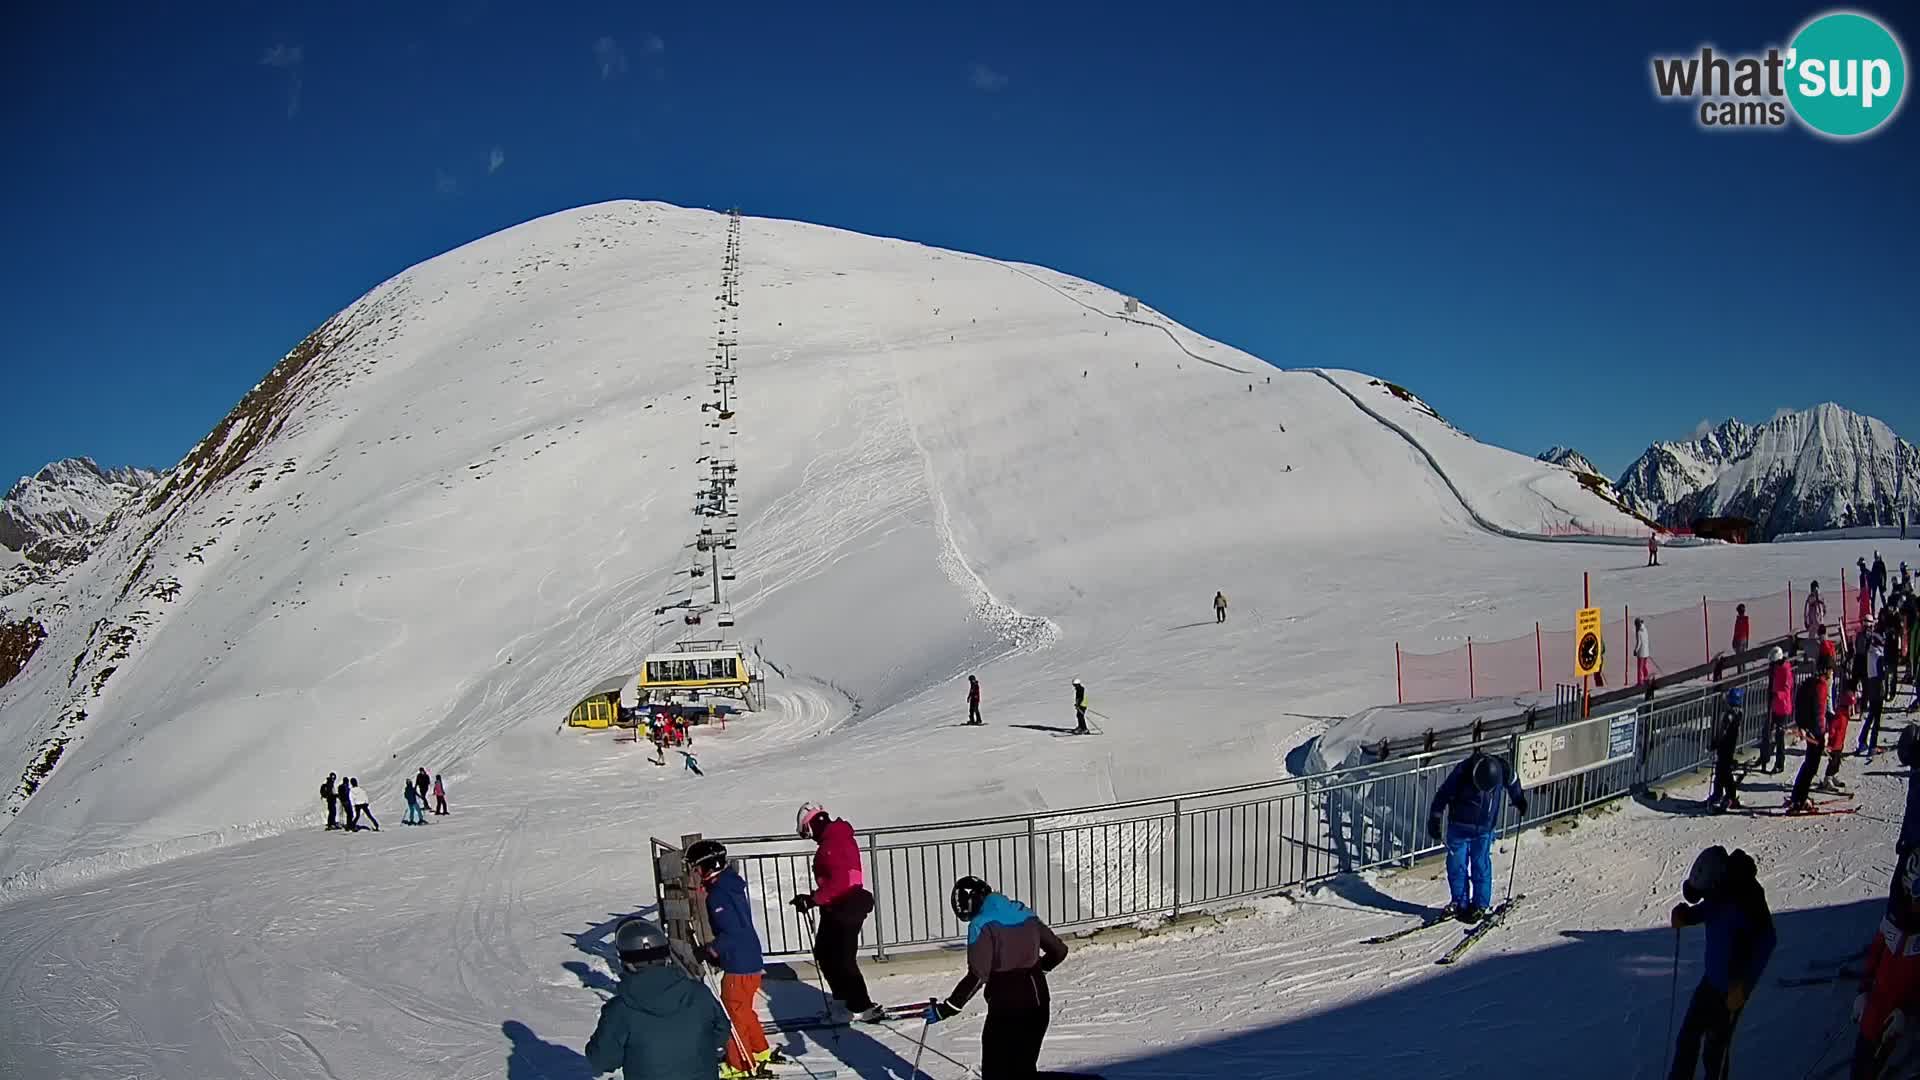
588, 802, 1071, 1080
317, 767, 447, 831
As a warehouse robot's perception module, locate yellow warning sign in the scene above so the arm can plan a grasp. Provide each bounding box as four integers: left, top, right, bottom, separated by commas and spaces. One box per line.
1575, 607, 1604, 677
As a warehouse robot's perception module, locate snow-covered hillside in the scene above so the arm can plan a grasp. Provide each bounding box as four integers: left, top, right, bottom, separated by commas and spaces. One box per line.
1618, 406, 1919, 538
0, 457, 160, 557
0, 201, 1897, 1080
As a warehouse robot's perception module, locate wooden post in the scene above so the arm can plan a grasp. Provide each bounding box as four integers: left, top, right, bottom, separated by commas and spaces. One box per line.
1395, 643, 1404, 704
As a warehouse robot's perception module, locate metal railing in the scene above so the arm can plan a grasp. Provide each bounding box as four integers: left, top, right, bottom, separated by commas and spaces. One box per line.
655, 666, 1781, 960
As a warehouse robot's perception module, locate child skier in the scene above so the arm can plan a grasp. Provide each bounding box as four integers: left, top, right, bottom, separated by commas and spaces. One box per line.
1707, 688, 1744, 813
1823, 677, 1858, 792
926, 876, 1070, 1077
1427, 749, 1528, 924
687, 839, 783, 1080
432, 774, 448, 815
1668, 846, 1775, 1080
402, 779, 424, 825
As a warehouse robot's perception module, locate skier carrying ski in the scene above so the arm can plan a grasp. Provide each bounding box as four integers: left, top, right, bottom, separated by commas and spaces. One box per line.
1808, 581, 1829, 642
1707, 688, 1744, 813
1072, 678, 1088, 734
789, 803, 882, 1022
321, 772, 339, 831
926, 876, 1070, 1077
1667, 846, 1775, 1080
1427, 749, 1528, 924
1789, 652, 1834, 814
1759, 648, 1794, 775
1214, 591, 1228, 624
967, 674, 982, 726
1854, 848, 1920, 1080
687, 839, 784, 1080
584, 917, 731, 1080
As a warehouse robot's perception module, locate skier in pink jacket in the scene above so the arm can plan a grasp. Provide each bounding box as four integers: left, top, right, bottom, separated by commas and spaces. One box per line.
789, 803, 880, 1021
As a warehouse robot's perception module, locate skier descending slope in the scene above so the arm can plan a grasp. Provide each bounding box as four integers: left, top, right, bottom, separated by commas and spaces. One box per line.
926, 876, 1070, 1078
1853, 848, 1920, 1079
687, 839, 784, 1080
790, 803, 882, 1022
1667, 846, 1774, 1080
1427, 749, 1527, 924
585, 917, 731, 1080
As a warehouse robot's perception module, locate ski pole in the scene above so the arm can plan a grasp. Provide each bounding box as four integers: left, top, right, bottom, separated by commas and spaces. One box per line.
1661, 927, 1679, 1079
708, 970, 758, 1076
910, 1006, 933, 1080
1504, 827, 1521, 906
799, 909, 840, 1045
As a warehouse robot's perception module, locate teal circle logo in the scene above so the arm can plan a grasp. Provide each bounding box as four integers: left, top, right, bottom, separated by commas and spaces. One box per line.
1786, 11, 1907, 137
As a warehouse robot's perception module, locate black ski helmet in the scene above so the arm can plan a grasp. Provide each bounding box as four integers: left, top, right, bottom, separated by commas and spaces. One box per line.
1900, 726, 1920, 769
614, 917, 670, 966
1470, 754, 1504, 793
1684, 845, 1729, 904
686, 838, 728, 877
951, 875, 992, 921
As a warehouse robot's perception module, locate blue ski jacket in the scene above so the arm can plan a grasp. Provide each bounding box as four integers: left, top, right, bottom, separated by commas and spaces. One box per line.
1676, 877, 1776, 993
702, 867, 764, 975
1430, 752, 1525, 835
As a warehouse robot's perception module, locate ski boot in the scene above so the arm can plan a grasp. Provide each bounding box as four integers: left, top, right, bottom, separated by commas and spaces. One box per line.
849, 1005, 886, 1024
1459, 905, 1486, 925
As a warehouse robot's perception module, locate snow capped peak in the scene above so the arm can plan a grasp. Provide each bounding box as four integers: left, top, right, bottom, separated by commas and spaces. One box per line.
1537, 446, 1601, 477
0, 457, 162, 556
1616, 404, 1917, 538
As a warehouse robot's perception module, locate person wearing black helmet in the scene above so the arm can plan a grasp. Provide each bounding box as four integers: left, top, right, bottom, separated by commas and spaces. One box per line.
686, 839, 780, 1080
1427, 749, 1528, 924
1668, 846, 1775, 1080
925, 876, 1069, 1078
1707, 688, 1746, 813
585, 917, 731, 1080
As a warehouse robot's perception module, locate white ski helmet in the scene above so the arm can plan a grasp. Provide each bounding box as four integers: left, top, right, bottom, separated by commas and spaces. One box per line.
796, 802, 829, 839
1769, 647, 1785, 664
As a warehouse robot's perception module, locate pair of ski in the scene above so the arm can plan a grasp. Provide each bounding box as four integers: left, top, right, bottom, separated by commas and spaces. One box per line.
1362, 895, 1525, 965
1736, 793, 1858, 819
762, 1000, 930, 1034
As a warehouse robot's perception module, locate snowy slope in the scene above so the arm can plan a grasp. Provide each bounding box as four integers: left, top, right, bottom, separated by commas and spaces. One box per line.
0, 457, 160, 556
1619, 406, 1919, 538
0, 200, 1899, 1079
0, 201, 1656, 887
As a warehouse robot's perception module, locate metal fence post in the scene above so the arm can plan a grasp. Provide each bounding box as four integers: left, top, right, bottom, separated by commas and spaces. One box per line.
1171, 798, 1183, 916
1026, 816, 1039, 908
866, 831, 887, 961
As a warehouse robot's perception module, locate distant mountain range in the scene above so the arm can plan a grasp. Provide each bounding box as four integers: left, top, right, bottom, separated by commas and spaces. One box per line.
1537, 446, 1602, 478
1, 458, 161, 564
1602, 404, 1918, 540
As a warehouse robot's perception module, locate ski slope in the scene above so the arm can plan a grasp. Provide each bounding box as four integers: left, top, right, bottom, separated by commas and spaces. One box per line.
0, 201, 1895, 1078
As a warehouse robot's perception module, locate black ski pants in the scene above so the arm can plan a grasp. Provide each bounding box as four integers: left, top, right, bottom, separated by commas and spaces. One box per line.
1708, 744, 1738, 807
1861, 679, 1885, 749
969, 702, 981, 724
812, 889, 875, 1012
342, 799, 357, 830
324, 794, 338, 829
1759, 714, 1789, 772
1669, 980, 1738, 1080
1791, 739, 1825, 807
981, 1005, 1049, 1079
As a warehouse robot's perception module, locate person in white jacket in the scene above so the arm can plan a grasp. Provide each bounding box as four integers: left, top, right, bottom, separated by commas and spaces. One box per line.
1635, 617, 1653, 686
350, 778, 379, 831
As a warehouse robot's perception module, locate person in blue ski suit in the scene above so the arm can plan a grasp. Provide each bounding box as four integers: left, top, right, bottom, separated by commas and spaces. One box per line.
1428, 750, 1528, 923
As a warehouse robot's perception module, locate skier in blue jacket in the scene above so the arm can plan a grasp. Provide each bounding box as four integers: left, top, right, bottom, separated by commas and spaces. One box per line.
1668, 846, 1775, 1080
1427, 750, 1528, 924
686, 839, 781, 1079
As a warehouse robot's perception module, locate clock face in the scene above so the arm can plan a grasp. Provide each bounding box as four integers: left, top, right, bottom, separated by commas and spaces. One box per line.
1578, 632, 1601, 673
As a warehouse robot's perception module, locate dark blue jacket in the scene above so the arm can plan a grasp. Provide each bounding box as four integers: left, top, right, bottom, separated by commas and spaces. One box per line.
1430, 752, 1525, 835
1901, 765, 1920, 854
1678, 880, 1776, 992
703, 867, 764, 975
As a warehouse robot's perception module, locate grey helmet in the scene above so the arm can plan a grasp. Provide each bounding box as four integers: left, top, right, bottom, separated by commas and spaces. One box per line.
614, 918, 670, 966
1684, 845, 1729, 904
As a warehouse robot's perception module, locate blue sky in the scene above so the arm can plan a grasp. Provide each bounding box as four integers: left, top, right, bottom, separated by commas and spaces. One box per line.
2, 1, 1914, 484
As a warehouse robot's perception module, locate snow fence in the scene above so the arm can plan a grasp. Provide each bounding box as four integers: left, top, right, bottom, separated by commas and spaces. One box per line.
655, 666, 1784, 961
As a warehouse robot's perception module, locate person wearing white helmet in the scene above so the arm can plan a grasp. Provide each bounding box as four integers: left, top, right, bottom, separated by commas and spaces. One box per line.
790, 803, 880, 1022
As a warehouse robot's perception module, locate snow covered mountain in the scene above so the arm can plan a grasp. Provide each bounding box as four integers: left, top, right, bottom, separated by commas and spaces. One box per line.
1536, 446, 1600, 477
0, 457, 160, 557
0, 200, 1655, 889
1616, 406, 1918, 538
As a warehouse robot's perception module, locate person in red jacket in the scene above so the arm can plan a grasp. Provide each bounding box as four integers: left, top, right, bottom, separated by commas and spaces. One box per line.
1732, 604, 1752, 670
1854, 849, 1920, 1078
1758, 648, 1794, 774
789, 803, 880, 1022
